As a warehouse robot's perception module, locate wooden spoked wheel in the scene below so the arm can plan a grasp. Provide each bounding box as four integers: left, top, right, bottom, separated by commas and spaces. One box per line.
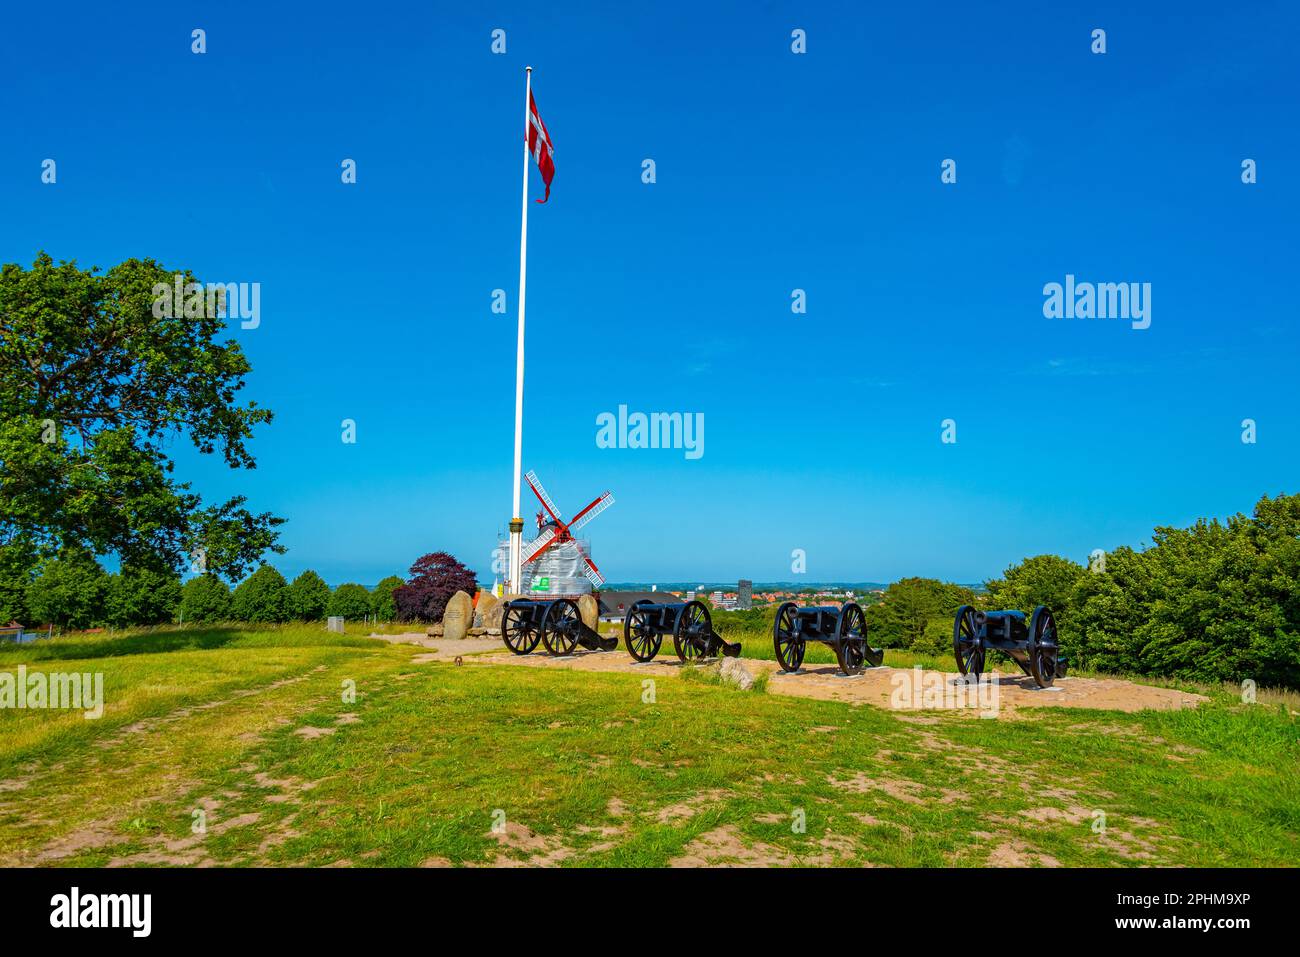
1028, 605, 1060, 689
672, 600, 712, 663
953, 605, 984, 678
833, 602, 869, 675
541, 599, 581, 657
624, 601, 661, 662
773, 601, 805, 672
502, 602, 540, 655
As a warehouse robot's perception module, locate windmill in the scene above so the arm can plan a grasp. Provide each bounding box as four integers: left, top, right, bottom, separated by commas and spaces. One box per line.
518, 470, 614, 590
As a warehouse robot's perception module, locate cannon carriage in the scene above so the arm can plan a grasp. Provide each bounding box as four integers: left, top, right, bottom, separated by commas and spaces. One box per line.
623, 600, 741, 663
952, 605, 1067, 688
772, 601, 884, 676
501, 598, 619, 657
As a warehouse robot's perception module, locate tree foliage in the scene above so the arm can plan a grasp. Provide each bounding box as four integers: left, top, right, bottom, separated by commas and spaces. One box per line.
0, 252, 284, 585
231, 565, 289, 622
105, 566, 182, 627
179, 574, 232, 623
370, 575, 404, 622
327, 583, 372, 620
865, 577, 976, 650
1001, 494, 1300, 687
286, 570, 331, 620
393, 552, 477, 622
24, 550, 108, 628
0, 545, 33, 624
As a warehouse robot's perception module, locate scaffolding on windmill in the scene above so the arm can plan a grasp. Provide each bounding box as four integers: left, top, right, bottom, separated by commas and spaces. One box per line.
500, 470, 613, 598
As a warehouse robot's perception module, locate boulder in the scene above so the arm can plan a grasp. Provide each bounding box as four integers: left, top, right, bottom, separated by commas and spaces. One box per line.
426, 622, 444, 638
474, 591, 503, 629
719, 657, 755, 691
442, 591, 473, 641
577, 594, 599, 631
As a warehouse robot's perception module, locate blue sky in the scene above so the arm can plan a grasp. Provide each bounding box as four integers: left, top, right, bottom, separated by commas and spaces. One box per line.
3, 2, 1297, 586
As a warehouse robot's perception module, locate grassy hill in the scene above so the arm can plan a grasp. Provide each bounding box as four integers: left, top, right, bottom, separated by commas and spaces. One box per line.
0, 624, 1296, 867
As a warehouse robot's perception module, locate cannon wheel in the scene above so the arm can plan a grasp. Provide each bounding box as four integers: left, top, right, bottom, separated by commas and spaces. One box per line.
541, 599, 581, 657
501, 602, 541, 655
624, 600, 662, 662
833, 602, 870, 675
1027, 605, 1060, 689
672, 600, 712, 663
953, 605, 984, 678
773, 601, 805, 672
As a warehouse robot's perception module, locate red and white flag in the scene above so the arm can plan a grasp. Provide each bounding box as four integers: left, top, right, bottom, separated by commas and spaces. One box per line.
527, 90, 555, 203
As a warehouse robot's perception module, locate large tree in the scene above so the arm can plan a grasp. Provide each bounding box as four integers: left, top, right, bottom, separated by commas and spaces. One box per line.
0, 253, 284, 586
393, 552, 477, 622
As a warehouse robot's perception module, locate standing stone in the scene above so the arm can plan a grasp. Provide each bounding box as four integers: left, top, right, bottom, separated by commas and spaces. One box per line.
474, 591, 502, 629
577, 594, 599, 632
443, 591, 473, 641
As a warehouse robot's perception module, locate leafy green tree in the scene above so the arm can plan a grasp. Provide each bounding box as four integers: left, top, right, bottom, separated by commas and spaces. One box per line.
0, 253, 284, 582
370, 575, 404, 621
286, 570, 331, 620
865, 577, 975, 648
231, 565, 290, 622
179, 574, 232, 622
25, 550, 109, 628
327, 583, 372, 620
1069, 546, 1152, 674
1068, 494, 1300, 686
0, 544, 34, 624
104, 566, 182, 627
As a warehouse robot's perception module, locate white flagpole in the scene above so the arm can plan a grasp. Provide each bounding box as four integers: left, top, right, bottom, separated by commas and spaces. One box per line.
508, 66, 532, 595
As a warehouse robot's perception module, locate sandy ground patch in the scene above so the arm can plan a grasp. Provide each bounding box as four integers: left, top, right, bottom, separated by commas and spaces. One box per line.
370, 633, 503, 656
466, 648, 1206, 713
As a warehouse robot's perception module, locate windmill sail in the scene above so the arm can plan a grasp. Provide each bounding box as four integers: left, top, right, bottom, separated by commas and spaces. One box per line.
569, 492, 614, 532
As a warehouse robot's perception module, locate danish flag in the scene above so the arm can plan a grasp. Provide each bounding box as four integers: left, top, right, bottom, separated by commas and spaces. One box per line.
527, 90, 555, 203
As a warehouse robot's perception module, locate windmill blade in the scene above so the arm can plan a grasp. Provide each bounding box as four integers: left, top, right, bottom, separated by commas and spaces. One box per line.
581, 555, 606, 588
524, 470, 563, 524
568, 492, 614, 532
521, 527, 557, 565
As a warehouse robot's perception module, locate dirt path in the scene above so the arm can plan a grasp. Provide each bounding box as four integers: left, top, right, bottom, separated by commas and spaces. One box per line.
368, 633, 504, 659
464, 648, 1206, 714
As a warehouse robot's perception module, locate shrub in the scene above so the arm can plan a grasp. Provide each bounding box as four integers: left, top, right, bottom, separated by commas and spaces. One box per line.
180, 574, 232, 622
25, 550, 109, 629
0, 544, 34, 624
231, 565, 290, 622
1070, 494, 1300, 686
327, 583, 372, 620
393, 552, 477, 622
865, 578, 976, 648
105, 566, 183, 627
370, 575, 404, 621
285, 570, 331, 620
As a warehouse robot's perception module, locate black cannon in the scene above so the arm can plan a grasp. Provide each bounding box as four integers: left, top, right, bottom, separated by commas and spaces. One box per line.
772, 602, 883, 675
501, 598, 619, 657
623, 600, 741, 663
952, 605, 1067, 688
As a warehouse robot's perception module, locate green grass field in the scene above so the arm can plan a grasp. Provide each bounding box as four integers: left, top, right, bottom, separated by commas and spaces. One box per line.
1, 624, 1296, 867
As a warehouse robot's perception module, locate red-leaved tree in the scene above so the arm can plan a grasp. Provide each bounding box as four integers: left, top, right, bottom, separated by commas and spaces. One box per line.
393, 552, 477, 622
